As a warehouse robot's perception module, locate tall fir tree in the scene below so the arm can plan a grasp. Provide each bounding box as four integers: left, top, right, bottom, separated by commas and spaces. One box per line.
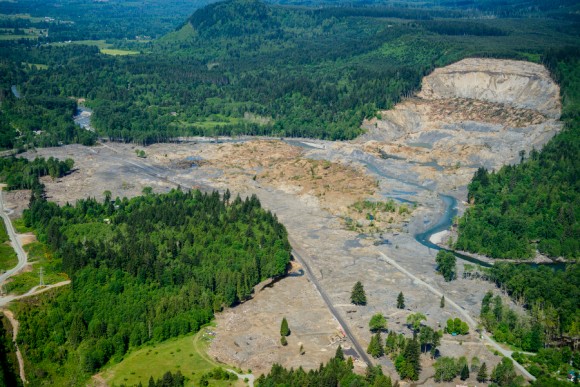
403, 339, 421, 381
477, 362, 488, 382
367, 332, 384, 358
460, 363, 469, 380
351, 281, 367, 305
280, 317, 290, 336
385, 331, 397, 354
397, 292, 405, 309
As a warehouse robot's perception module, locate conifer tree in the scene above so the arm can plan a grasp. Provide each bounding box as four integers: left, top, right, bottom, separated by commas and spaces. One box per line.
460, 363, 469, 380
351, 281, 367, 305
403, 338, 421, 381
397, 292, 405, 309
367, 332, 384, 358
280, 317, 290, 336
335, 345, 344, 361
477, 362, 488, 382
385, 331, 397, 354
440, 296, 445, 308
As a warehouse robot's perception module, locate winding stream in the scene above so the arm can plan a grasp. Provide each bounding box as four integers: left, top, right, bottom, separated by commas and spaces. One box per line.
414, 194, 493, 267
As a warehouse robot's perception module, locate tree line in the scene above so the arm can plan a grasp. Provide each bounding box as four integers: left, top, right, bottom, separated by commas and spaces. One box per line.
256, 346, 393, 386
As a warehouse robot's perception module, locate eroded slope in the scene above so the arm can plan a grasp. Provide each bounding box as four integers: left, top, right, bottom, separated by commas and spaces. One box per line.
358, 58, 562, 190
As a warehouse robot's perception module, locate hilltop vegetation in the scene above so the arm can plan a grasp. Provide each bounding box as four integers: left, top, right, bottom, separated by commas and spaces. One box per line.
0, 0, 217, 42
13, 189, 290, 384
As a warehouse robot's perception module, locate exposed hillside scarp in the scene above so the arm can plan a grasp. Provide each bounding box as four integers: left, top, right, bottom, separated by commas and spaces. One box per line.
358, 58, 563, 189
418, 58, 561, 118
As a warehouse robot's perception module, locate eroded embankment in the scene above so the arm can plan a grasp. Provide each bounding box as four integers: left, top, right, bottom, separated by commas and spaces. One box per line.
357, 57, 562, 192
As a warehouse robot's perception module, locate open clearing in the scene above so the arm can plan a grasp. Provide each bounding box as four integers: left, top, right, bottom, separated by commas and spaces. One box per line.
100, 48, 140, 56
97, 326, 245, 387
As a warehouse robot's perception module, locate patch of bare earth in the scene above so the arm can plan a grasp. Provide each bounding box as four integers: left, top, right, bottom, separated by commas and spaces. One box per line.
148, 140, 412, 233
17, 234, 36, 247
208, 261, 351, 375
2, 190, 31, 219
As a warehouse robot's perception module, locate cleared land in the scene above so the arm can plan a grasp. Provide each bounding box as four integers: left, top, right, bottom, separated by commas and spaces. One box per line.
100, 48, 140, 56
208, 261, 348, 375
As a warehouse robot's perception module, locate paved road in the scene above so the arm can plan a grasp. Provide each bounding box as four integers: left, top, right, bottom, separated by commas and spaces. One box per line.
0, 187, 28, 285
289, 236, 373, 366
377, 251, 536, 381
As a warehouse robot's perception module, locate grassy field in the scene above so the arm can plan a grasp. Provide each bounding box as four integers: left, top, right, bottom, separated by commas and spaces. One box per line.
101, 325, 247, 386
100, 48, 140, 56
51, 40, 140, 56
22, 62, 48, 70
0, 13, 45, 23
0, 221, 17, 272
4, 241, 67, 294
0, 34, 36, 40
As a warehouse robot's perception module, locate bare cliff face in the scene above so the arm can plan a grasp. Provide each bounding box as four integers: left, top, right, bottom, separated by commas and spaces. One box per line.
418, 58, 561, 118
357, 58, 563, 190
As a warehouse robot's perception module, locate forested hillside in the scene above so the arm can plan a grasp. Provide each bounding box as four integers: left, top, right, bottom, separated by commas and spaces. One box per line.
2, 0, 579, 147
13, 189, 291, 384
456, 48, 580, 260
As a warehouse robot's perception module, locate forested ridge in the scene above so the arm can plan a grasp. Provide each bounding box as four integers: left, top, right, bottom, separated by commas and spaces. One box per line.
13, 189, 291, 384
456, 48, 580, 260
